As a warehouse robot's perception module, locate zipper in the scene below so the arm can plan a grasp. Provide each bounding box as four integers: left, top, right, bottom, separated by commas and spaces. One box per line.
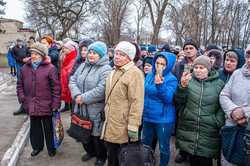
195, 80, 203, 153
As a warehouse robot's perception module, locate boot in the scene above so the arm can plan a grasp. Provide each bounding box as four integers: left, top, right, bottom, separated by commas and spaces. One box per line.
13, 104, 26, 115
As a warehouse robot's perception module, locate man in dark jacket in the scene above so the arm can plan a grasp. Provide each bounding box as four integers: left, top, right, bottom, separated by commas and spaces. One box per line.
173, 39, 199, 81
12, 39, 30, 115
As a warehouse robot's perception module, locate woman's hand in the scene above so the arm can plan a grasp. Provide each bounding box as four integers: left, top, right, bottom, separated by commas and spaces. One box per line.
75, 95, 83, 104
154, 74, 164, 84
180, 72, 192, 88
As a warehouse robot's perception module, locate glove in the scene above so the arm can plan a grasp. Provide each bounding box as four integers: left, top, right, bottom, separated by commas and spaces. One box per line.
128, 130, 138, 141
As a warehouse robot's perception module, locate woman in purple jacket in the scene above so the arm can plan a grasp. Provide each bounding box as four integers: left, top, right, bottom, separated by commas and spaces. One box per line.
17, 43, 61, 157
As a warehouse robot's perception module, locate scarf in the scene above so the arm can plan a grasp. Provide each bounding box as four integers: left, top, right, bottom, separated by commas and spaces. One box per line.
31, 60, 42, 70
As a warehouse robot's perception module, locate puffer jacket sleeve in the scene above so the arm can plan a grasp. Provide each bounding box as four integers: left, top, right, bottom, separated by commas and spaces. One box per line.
127, 71, 144, 132
16, 68, 25, 103
49, 66, 61, 109
81, 65, 112, 105
175, 85, 188, 106
49, 48, 59, 65
214, 108, 225, 128
156, 76, 178, 104
219, 73, 239, 118
69, 64, 84, 99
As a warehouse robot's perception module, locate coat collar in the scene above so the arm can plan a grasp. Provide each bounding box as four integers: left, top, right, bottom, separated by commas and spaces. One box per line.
115, 61, 135, 72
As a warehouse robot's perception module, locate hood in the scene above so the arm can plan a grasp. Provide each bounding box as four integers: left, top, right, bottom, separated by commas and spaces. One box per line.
152, 52, 176, 76
85, 53, 110, 66
223, 48, 245, 69
207, 49, 223, 70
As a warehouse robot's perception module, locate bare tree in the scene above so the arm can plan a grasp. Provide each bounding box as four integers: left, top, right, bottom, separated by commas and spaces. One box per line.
133, 0, 148, 43
97, 0, 132, 46
145, 0, 169, 44
24, 0, 96, 39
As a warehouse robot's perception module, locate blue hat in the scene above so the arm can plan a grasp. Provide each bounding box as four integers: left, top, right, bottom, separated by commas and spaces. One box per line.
88, 41, 107, 58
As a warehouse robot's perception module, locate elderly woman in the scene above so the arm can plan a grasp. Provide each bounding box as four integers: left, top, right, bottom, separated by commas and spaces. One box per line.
60, 41, 77, 112
17, 43, 61, 157
219, 46, 250, 166
219, 49, 245, 83
175, 56, 225, 166
69, 41, 112, 166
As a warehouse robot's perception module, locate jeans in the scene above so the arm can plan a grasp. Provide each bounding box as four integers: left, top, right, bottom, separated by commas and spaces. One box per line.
142, 121, 174, 166
15, 62, 23, 80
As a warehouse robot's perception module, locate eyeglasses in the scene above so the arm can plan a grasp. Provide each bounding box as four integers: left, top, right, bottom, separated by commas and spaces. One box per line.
246, 51, 250, 54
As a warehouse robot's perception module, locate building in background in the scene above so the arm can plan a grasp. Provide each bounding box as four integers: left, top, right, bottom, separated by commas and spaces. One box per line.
0, 18, 35, 66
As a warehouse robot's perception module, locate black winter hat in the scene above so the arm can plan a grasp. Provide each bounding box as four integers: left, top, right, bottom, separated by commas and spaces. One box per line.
183, 39, 198, 50
160, 43, 171, 52
206, 44, 220, 51
79, 38, 94, 48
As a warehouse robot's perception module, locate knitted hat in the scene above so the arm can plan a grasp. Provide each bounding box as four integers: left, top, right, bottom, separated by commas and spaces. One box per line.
245, 44, 250, 58
88, 41, 107, 58
79, 38, 94, 48
30, 42, 48, 57
183, 39, 198, 50
206, 44, 220, 52
63, 41, 76, 51
41, 36, 53, 45
115, 41, 136, 60
193, 55, 212, 71
143, 56, 153, 68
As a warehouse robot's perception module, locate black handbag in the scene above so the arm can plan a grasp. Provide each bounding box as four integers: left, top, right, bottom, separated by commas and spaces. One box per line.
221, 125, 246, 166
119, 141, 155, 166
67, 105, 93, 144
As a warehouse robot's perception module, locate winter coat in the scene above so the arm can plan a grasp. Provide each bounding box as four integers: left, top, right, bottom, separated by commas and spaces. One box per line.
17, 60, 61, 116
60, 49, 77, 103
48, 46, 59, 70
143, 52, 178, 123
219, 49, 245, 83
69, 56, 112, 136
6, 49, 16, 67
175, 70, 225, 158
12, 45, 30, 65
70, 56, 85, 76
219, 65, 250, 126
101, 61, 144, 144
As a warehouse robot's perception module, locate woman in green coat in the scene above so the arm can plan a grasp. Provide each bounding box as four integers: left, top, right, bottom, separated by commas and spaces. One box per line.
175, 56, 225, 166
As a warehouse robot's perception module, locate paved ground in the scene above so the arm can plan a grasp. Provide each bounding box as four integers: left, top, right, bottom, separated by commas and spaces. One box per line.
0, 68, 190, 166
17, 110, 189, 166
0, 70, 27, 160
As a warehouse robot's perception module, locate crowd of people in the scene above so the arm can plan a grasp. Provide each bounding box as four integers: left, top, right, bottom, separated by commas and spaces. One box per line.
5, 35, 250, 166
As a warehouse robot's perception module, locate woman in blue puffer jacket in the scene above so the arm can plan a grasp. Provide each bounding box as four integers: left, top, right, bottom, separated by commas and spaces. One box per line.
142, 52, 178, 166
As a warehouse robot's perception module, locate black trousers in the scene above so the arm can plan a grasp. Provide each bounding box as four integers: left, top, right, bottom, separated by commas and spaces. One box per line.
30, 116, 55, 152
105, 141, 127, 166
189, 154, 213, 166
82, 136, 107, 161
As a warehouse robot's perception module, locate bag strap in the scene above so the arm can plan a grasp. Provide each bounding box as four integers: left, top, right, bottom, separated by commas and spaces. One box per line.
77, 65, 93, 118
105, 70, 126, 105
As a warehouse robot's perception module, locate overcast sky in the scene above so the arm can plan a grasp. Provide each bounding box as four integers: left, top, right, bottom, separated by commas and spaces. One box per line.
5, 0, 25, 22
